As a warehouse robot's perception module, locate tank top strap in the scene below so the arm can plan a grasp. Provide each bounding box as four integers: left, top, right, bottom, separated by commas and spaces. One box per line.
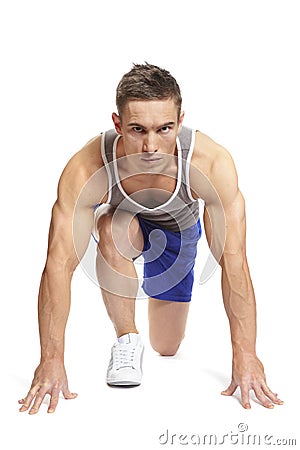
177, 127, 197, 203
103, 129, 118, 164
178, 126, 193, 152
101, 129, 119, 204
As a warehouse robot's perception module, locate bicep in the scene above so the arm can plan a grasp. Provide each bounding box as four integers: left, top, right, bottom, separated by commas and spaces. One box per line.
222, 189, 246, 258
46, 163, 96, 271
203, 202, 226, 265
47, 199, 94, 272
46, 137, 107, 268
203, 189, 246, 267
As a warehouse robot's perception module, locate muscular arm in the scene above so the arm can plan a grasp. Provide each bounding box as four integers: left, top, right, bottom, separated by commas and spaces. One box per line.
39, 184, 92, 362
204, 186, 257, 355
191, 133, 283, 408
19, 136, 105, 414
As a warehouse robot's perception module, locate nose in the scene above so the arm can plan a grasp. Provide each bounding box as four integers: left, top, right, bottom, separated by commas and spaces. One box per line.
142, 132, 158, 153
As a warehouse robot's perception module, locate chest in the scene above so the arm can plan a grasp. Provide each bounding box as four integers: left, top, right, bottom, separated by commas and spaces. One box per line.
118, 173, 178, 208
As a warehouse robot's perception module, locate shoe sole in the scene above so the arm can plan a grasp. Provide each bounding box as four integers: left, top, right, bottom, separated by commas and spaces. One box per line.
107, 380, 141, 387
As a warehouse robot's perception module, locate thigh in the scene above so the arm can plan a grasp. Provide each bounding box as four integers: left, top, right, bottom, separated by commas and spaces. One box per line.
148, 297, 190, 356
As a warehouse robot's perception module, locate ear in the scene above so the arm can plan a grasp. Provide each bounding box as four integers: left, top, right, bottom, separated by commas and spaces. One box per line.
112, 112, 122, 135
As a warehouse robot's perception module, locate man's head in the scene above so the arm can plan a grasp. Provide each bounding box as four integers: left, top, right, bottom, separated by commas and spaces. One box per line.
112, 64, 184, 161
116, 63, 182, 120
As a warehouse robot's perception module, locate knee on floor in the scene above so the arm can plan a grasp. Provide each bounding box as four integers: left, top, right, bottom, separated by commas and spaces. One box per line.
150, 339, 182, 357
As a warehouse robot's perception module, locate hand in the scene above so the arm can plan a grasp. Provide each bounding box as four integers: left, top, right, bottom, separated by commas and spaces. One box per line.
221, 353, 284, 409
18, 359, 77, 414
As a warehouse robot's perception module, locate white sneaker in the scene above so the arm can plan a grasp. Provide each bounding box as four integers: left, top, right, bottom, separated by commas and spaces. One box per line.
106, 333, 144, 386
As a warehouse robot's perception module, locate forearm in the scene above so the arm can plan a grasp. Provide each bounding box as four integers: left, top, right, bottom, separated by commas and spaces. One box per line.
221, 257, 257, 355
198, 157, 282, 408
38, 260, 73, 362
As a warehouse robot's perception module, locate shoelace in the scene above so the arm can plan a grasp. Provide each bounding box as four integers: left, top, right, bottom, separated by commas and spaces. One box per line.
113, 344, 136, 370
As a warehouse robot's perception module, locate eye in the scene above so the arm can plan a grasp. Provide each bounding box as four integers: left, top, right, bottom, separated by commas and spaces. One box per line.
160, 126, 170, 134
133, 126, 144, 133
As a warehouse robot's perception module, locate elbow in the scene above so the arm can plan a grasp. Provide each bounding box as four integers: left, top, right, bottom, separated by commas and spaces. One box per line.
220, 248, 245, 275
220, 249, 251, 300
45, 248, 79, 277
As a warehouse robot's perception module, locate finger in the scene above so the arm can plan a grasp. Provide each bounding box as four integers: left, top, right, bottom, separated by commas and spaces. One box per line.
253, 386, 274, 409
240, 384, 251, 409
19, 404, 29, 412
19, 385, 40, 412
221, 380, 238, 396
47, 390, 60, 414
262, 385, 284, 405
29, 390, 48, 415
62, 386, 78, 400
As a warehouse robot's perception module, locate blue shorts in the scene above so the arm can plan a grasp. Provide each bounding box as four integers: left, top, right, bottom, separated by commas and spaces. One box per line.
137, 216, 202, 302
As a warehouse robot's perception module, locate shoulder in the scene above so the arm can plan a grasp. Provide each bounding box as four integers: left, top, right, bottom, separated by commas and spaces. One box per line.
57, 133, 107, 208
61, 134, 103, 180
190, 130, 239, 206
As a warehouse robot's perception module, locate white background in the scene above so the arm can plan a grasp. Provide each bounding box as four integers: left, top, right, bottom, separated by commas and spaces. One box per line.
1, 0, 299, 448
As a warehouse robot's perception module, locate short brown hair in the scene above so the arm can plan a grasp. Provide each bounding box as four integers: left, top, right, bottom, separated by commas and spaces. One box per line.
116, 63, 182, 119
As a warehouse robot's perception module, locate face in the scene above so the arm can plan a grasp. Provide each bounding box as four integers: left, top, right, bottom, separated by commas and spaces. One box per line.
112, 98, 184, 167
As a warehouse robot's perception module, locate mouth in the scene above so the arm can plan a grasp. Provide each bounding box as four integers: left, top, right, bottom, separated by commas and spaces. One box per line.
140, 156, 163, 163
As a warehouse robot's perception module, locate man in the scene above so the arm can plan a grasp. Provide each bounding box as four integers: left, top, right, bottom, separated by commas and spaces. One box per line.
19, 63, 283, 414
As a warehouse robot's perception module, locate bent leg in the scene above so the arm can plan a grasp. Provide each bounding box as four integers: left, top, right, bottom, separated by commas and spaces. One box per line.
148, 298, 190, 356
96, 207, 144, 338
